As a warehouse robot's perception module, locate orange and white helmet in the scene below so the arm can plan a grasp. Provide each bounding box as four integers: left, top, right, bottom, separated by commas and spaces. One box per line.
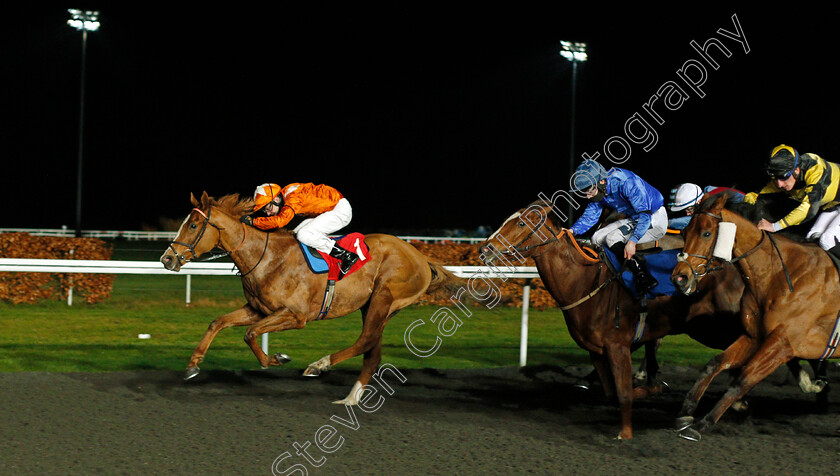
253, 183, 282, 211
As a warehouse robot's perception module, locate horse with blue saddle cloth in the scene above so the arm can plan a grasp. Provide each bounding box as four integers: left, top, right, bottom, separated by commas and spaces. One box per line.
601, 247, 681, 300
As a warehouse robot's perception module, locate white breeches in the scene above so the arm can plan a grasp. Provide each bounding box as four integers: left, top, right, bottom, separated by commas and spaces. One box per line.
806, 209, 840, 250
591, 207, 668, 249
293, 198, 353, 253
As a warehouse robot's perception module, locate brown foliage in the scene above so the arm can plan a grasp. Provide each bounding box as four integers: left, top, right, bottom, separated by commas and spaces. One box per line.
409, 241, 555, 309
0, 233, 114, 304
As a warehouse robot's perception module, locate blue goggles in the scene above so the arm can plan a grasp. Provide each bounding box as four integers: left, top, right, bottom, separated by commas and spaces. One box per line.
766, 168, 794, 181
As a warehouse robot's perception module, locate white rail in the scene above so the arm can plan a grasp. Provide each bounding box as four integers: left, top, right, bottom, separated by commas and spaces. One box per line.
0, 229, 487, 243
0, 259, 541, 366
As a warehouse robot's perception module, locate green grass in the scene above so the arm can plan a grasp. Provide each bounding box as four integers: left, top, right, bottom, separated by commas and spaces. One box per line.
0, 273, 721, 373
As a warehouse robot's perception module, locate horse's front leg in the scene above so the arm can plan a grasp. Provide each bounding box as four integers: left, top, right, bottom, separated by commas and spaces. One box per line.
243, 308, 308, 368
605, 342, 634, 439
675, 333, 758, 430
589, 351, 615, 400
185, 305, 264, 380
682, 330, 793, 440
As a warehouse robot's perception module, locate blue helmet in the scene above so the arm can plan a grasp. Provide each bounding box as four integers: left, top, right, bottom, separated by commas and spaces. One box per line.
571, 160, 609, 193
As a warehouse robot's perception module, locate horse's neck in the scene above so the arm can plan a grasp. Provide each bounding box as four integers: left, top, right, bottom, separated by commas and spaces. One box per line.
212, 211, 247, 251
533, 239, 603, 305
212, 209, 290, 274
728, 211, 777, 296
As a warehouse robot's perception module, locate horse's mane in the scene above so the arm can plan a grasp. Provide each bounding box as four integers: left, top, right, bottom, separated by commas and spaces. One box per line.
698, 191, 811, 243
211, 193, 295, 237
212, 193, 254, 217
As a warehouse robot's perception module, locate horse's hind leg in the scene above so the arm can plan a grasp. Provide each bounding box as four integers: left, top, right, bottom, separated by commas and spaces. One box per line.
332, 335, 386, 405
185, 305, 264, 380
313, 290, 399, 404
634, 338, 661, 383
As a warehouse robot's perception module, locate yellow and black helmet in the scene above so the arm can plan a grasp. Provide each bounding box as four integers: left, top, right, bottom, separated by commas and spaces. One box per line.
764, 144, 800, 180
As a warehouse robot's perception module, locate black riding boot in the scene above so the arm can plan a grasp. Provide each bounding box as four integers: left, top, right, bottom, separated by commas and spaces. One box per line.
329, 245, 359, 274
626, 257, 659, 293
609, 243, 658, 293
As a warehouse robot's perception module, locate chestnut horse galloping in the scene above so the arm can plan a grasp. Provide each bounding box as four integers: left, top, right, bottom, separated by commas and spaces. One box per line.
160, 192, 464, 404
480, 201, 747, 439
672, 193, 840, 440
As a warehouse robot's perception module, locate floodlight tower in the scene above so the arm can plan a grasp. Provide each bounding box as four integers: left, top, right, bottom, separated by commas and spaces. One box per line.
560, 41, 588, 221
67, 9, 100, 237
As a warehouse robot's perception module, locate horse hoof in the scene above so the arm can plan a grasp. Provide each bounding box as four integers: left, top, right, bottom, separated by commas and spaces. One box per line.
678, 427, 701, 441
674, 416, 694, 431
302, 367, 321, 377
274, 353, 292, 365
731, 400, 750, 412
184, 367, 200, 380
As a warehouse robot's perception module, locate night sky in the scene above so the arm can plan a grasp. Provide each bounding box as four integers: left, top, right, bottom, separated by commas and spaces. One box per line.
4, 5, 838, 234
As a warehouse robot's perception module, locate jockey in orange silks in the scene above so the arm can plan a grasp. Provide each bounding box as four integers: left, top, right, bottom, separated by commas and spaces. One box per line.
241, 182, 358, 273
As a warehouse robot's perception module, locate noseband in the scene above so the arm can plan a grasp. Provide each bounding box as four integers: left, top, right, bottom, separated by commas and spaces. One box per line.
167, 207, 248, 265
677, 212, 730, 278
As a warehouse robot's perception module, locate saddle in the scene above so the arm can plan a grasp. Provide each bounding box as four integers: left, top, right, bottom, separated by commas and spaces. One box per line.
299, 232, 371, 321
601, 246, 681, 300
298, 232, 371, 281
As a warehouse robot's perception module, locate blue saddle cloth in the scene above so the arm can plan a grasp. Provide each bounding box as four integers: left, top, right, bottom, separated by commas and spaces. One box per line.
299, 242, 330, 274
602, 248, 681, 299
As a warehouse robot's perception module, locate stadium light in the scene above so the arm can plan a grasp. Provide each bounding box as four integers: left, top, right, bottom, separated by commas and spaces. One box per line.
560, 41, 587, 221
67, 9, 100, 31
67, 9, 100, 237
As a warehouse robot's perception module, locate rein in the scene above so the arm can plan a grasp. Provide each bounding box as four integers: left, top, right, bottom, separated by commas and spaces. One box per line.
167, 207, 258, 270
555, 230, 616, 310
492, 209, 606, 310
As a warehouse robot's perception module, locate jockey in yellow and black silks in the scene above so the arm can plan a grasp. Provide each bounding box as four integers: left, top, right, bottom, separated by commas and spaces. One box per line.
744, 144, 840, 251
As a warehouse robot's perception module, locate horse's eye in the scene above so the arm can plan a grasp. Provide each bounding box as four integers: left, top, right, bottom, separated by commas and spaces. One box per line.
702, 231, 712, 238
518, 221, 526, 227
189, 223, 198, 230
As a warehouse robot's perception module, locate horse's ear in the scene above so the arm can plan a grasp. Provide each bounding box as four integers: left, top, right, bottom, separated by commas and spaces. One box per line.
190, 192, 200, 208
200, 191, 211, 208
711, 191, 729, 211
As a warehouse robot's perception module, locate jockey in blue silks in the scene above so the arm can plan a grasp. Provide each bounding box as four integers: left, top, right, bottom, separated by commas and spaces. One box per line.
569, 159, 667, 292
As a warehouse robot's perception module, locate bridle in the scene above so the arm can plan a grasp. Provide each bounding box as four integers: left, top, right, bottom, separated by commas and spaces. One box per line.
167, 207, 249, 266
510, 210, 561, 256
486, 208, 605, 310
677, 211, 792, 292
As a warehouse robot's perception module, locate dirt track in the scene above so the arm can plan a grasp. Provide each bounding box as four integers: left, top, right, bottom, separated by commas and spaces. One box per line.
1, 364, 839, 475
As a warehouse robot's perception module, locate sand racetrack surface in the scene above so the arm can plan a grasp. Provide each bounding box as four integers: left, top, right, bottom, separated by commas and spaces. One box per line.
2, 364, 840, 475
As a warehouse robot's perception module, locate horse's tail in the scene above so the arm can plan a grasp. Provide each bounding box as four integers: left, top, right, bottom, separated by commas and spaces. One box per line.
426, 261, 471, 299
